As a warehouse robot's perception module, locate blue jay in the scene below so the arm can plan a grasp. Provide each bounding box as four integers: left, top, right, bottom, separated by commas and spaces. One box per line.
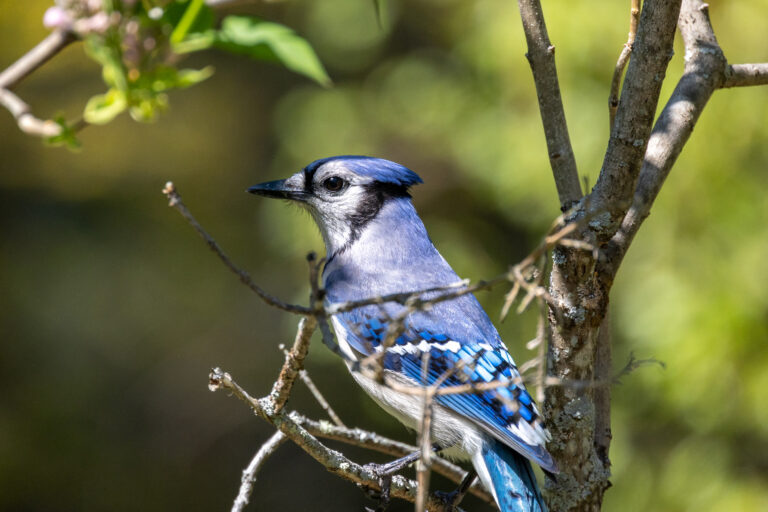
249, 156, 555, 511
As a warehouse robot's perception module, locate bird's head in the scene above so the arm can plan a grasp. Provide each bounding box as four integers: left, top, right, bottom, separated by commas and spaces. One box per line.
249, 156, 423, 255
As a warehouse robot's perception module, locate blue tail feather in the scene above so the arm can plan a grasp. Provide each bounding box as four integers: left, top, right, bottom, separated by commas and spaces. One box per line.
474, 439, 547, 512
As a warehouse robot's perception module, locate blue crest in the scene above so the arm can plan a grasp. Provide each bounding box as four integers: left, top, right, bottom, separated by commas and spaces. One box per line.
305, 156, 423, 188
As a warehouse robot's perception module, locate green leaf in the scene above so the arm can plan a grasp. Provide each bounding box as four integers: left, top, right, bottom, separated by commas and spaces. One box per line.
44, 116, 82, 151
174, 67, 215, 88
83, 89, 128, 124
214, 16, 331, 87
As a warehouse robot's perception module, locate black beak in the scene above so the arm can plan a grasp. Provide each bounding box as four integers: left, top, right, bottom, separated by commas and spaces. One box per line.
247, 179, 306, 201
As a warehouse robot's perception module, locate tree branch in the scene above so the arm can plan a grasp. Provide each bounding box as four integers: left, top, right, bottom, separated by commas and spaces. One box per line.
599, 0, 728, 282
589, 0, 682, 241
289, 413, 495, 505
232, 431, 287, 512
289, 355, 347, 427
0, 88, 63, 137
0, 29, 78, 138
268, 316, 318, 413
162, 182, 313, 314
516, 0, 582, 209
208, 368, 467, 512
0, 29, 76, 90
723, 63, 768, 88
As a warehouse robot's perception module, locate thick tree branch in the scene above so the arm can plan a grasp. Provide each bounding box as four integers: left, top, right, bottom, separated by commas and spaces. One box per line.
516, 0, 582, 209
589, 0, 682, 241
600, 0, 728, 282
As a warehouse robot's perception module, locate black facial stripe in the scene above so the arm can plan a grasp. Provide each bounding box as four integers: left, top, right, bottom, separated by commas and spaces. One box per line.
328, 182, 411, 260
349, 183, 410, 231
303, 166, 316, 195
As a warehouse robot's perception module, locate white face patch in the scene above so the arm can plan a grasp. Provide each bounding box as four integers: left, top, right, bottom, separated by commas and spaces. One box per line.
286, 161, 385, 255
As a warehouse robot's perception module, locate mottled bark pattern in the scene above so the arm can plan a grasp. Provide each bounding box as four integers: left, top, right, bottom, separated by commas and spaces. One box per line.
543, 245, 610, 512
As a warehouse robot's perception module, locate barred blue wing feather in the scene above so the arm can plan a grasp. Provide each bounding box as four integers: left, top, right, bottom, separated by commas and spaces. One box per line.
332, 310, 556, 473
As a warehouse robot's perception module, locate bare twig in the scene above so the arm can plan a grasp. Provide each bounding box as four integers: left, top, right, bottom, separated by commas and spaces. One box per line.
282, 347, 346, 427
613, 351, 665, 384
516, 0, 582, 209
269, 316, 318, 413
325, 280, 469, 315
415, 353, 434, 512
162, 182, 313, 314
723, 63, 768, 88
0, 29, 78, 138
208, 368, 467, 512
609, 0, 641, 128
232, 431, 287, 512
289, 413, 495, 505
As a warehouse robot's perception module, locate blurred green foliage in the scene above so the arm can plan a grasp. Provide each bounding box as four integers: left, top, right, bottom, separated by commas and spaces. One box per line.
44, 0, 328, 143
1, 1, 767, 511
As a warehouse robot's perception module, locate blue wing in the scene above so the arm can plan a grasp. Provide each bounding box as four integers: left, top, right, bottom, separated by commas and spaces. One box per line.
332, 303, 556, 473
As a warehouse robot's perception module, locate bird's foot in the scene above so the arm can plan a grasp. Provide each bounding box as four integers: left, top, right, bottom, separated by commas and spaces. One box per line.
362, 474, 391, 512
433, 469, 477, 511
362, 445, 442, 511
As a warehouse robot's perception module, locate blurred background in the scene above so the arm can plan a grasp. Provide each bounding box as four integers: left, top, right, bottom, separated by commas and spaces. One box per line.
1, 1, 767, 510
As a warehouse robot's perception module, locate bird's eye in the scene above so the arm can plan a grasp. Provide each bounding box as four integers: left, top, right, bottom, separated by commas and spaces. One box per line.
322, 176, 346, 192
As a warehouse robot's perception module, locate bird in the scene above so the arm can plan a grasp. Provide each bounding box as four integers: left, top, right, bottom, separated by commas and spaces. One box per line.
249, 155, 556, 511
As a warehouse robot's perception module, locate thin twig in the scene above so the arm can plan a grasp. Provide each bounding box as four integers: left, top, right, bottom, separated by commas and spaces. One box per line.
208, 368, 468, 512
0, 88, 62, 136
162, 182, 313, 314
0, 30, 76, 89
324, 280, 469, 315
282, 347, 346, 427
289, 413, 494, 505
415, 352, 434, 512
231, 431, 287, 512
613, 351, 665, 384
609, 0, 641, 128
269, 316, 318, 413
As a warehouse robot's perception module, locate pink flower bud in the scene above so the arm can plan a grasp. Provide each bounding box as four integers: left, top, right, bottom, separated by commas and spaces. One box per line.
87, 12, 110, 34
43, 6, 72, 29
